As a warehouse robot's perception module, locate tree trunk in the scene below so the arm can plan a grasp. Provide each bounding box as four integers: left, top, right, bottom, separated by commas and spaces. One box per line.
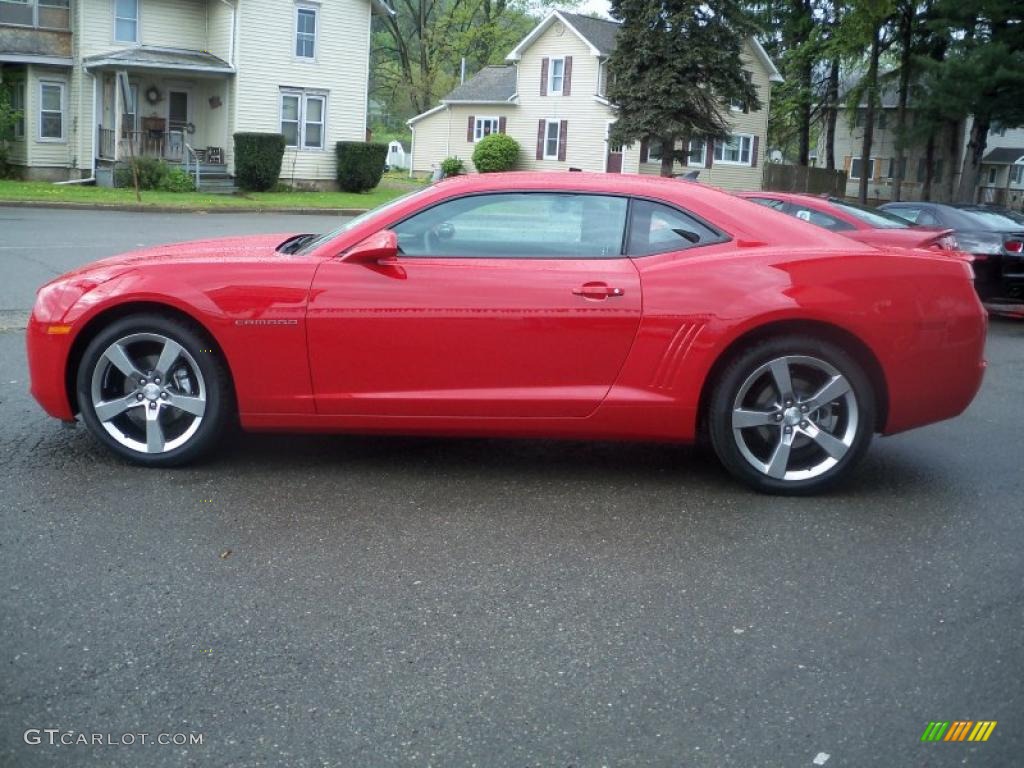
943, 119, 960, 202
892, 2, 914, 202
824, 59, 839, 170
957, 117, 989, 203
922, 134, 935, 201
858, 26, 881, 205
797, 57, 812, 166
660, 135, 675, 178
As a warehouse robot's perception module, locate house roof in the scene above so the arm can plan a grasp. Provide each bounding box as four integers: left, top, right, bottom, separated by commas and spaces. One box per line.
982, 147, 1024, 165
505, 9, 783, 82
83, 46, 234, 74
441, 65, 517, 104
559, 12, 621, 56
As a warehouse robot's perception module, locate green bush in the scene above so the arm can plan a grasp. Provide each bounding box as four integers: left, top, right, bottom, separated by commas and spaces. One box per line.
234, 132, 286, 191
472, 133, 519, 173
335, 141, 387, 192
115, 157, 170, 190
440, 156, 464, 177
160, 166, 195, 192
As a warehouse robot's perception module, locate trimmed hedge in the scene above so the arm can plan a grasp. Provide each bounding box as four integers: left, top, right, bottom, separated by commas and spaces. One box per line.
336, 141, 387, 192
234, 132, 285, 191
472, 133, 519, 173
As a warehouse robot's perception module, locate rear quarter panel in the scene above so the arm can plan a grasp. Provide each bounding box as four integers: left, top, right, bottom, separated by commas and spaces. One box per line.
606, 244, 985, 439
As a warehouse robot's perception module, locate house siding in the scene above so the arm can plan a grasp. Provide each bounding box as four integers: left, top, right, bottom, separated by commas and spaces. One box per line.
234, 0, 371, 183
514, 24, 625, 173
410, 104, 517, 174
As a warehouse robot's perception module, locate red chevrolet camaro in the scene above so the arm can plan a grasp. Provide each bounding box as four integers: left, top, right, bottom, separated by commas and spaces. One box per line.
27, 173, 986, 494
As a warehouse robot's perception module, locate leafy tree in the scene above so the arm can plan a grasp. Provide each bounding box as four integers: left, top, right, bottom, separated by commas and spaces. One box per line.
919, 0, 1024, 201
607, 0, 760, 177
0, 83, 22, 178
373, 0, 558, 120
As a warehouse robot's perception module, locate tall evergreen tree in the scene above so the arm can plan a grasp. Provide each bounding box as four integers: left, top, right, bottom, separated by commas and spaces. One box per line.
607, 0, 760, 177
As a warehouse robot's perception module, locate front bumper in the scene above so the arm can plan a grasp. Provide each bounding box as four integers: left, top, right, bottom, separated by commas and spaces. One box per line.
26, 313, 76, 421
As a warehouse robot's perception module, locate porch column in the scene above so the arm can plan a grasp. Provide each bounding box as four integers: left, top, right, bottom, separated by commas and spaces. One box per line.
114, 69, 130, 162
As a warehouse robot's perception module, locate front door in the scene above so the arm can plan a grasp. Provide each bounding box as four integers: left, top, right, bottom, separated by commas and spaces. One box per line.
166, 89, 190, 160
307, 192, 642, 418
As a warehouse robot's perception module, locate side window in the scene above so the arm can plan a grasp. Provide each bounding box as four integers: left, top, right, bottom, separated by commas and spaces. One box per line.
392, 193, 628, 259
786, 205, 855, 232
627, 199, 723, 256
916, 209, 940, 227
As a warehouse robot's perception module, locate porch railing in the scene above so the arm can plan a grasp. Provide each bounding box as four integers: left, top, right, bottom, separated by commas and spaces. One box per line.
98, 126, 115, 160
104, 129, 186, 162
185, 143, 202, 191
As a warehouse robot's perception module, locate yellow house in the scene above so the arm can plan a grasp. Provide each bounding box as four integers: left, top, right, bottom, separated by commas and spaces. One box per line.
1, 0, 391, 188
408, 10, 782, 190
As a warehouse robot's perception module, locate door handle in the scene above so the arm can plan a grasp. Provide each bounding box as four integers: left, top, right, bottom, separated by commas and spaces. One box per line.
572, 282, 625, 300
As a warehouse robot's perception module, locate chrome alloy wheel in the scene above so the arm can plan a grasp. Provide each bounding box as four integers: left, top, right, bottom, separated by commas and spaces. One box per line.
89, 333, 207, 454
730, 355, 858, 482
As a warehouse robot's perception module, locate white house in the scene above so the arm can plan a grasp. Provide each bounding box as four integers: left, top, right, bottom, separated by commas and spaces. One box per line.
1, 0, 391, 188
407, 10, 782, 191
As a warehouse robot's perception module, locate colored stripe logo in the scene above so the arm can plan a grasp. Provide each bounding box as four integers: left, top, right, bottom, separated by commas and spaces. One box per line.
921, 721, 997, 742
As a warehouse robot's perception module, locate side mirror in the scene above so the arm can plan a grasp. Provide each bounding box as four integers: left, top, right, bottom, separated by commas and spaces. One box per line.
344, 230, 398, 265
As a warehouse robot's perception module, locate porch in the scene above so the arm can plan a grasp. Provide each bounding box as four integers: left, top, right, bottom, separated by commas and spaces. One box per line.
85, 47, 234, 184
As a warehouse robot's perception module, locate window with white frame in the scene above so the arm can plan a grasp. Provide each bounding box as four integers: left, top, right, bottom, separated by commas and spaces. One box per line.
688, 138, 706, 166
114, 0, 139, 43
474, 116, 499, 142
1012, 163, 1024, 186
281, 90, 327, 149
544, 120, 560, 159
295, 7, 317, 59
10, 81, 25, 138
39, 81, 64, 140
548, 57, 565, 95
713, 134, 752, 165
646, 138, 662, 162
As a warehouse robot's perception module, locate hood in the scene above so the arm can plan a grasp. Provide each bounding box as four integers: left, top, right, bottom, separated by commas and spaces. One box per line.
59, 233, 302, 279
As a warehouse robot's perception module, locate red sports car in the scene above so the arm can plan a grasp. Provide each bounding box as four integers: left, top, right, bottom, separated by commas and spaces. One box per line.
739, 191, 959, 252
27, 173, 985, 494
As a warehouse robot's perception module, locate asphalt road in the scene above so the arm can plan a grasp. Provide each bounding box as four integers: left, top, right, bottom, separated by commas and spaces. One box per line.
1, 208, 1022, 767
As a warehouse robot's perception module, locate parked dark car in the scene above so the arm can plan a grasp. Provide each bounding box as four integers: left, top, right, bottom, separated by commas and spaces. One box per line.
880, 202, 1024, 300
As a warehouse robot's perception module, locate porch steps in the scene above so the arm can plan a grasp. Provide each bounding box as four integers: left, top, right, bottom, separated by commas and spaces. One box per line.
183, 163, 238, 194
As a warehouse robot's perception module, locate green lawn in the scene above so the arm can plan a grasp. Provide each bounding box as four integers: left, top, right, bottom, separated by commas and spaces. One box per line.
0, 180, 415, 211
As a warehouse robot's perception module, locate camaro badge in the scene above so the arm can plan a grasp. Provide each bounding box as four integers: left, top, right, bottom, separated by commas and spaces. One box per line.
234, 319, 298, 326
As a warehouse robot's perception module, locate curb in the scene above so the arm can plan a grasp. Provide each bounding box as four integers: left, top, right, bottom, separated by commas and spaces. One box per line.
0, 201, 368, 215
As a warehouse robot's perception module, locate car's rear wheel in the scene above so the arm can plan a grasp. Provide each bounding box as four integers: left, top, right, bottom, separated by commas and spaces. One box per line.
708, 336, 875, 494
76, 313, 232, 466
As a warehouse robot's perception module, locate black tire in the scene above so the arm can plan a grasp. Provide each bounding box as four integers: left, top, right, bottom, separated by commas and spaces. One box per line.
76, 313, 233, 467
707, 335, 875, 495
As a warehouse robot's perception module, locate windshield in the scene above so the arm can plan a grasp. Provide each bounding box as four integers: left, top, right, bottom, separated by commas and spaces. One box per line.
828, 199, 912, 229
295, 186, 434, 254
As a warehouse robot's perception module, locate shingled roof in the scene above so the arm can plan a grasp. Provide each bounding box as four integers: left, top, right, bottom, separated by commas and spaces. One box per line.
982, 147, 1024, 165
442, 65, 517, 103
559, 12, 621, 56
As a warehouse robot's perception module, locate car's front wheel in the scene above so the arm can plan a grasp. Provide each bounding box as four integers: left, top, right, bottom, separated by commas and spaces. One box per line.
76, 313, 233, 466
708, 336, 876, 494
